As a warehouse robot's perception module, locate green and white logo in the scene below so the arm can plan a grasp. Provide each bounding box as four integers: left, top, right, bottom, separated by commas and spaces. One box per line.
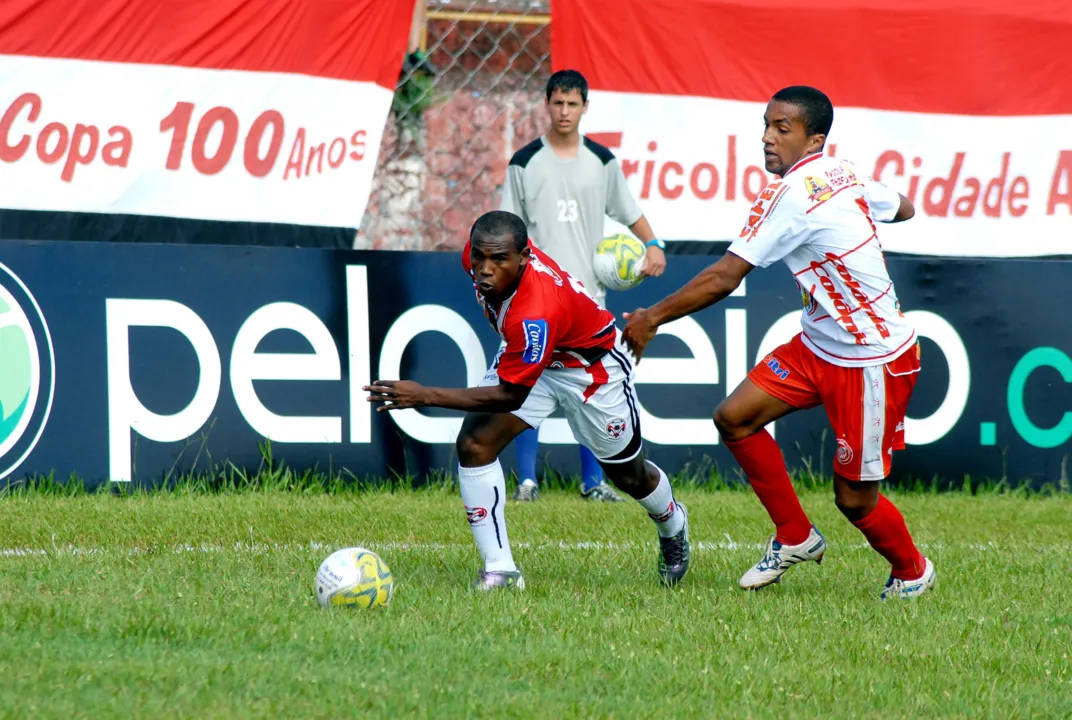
0, 262, 54, 481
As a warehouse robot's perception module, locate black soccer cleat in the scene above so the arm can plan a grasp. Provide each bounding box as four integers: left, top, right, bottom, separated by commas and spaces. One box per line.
657, 502, 690, 587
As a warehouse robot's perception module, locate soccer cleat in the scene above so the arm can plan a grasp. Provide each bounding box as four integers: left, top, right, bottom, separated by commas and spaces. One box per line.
512, 479, 539, 502
739, 526, 827, 590
657, 502, 690, 587
880, 557, 937, 600
580, 481, 626, 503
473, 569, 525, 591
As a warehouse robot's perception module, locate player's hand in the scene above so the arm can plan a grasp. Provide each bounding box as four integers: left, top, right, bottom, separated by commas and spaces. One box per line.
640, 246, 667, 277
621, 307, 657, 361
363, 380, 427, 412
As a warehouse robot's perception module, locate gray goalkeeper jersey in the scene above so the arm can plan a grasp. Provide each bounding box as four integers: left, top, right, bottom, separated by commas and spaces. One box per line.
500, 135, 643, 304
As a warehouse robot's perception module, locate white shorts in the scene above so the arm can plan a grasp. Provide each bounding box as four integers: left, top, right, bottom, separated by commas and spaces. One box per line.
479, 331, 643, 463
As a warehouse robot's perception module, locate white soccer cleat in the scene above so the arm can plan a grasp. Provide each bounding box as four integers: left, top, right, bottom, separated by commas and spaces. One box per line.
880, 557, 936, 600
739, 526, 827, 590
581, 481, 626, 503
473, 569, 526, 591
512, 479, 540, 502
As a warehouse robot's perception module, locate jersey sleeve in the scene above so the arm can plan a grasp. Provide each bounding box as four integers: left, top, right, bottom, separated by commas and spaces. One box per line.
727, 180, 806, 268
500, 164, 530, 226
495, 303, 559, 387
862, 174, 902, 223
605, 158, 644, 227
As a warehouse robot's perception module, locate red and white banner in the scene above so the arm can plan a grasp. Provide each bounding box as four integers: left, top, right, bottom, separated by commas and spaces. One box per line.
552, 0, 1072, 256
0, 0, 414, 228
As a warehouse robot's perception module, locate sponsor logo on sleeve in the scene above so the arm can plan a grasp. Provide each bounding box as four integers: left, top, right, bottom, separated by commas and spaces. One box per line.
522, 319, 549, 365
739, 181, 784, 240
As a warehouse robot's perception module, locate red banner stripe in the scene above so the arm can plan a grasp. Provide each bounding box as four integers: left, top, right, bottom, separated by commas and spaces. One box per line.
0, 0, 415, 89
551, 0, 1072, 117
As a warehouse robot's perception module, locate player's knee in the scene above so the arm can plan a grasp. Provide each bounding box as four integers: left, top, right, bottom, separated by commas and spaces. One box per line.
608, 466, 644, 496
834, 482, 879, 521
602, 456, 655, 498
713, 401, 751, 442
455, 431, 496, 467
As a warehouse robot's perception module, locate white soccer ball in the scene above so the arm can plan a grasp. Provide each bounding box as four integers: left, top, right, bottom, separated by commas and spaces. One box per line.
593, 233, 647, 291
315, 547, 394, 609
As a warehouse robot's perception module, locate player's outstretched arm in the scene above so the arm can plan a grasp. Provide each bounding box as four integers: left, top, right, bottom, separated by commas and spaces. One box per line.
364, 379, 531, 414
622, 252, 754, 360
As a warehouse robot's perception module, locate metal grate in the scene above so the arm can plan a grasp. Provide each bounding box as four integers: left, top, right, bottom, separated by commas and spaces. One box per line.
358, 1, 552, 251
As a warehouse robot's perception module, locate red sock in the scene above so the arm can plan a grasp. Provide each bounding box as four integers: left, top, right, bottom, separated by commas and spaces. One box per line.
724, 431, 812, 546
852, 495, 926, 580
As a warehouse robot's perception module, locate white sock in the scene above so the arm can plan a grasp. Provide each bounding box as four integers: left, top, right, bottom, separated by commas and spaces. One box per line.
635, 465, 684, 538
458, 461, 517, 572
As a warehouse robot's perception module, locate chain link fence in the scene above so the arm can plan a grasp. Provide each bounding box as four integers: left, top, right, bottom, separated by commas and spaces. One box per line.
356, 0, 552, 251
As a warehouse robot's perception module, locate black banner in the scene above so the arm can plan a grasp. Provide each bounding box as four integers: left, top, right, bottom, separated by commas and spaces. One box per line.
0, 240, 1068, 488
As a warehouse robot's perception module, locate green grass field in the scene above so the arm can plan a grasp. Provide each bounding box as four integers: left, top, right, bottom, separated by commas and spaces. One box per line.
1, 482, 1070, 719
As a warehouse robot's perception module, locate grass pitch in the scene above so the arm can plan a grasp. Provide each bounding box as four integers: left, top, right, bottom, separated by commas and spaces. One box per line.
1, 483, 1070, 719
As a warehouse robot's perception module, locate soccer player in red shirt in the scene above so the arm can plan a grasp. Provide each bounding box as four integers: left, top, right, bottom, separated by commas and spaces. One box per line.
622, 86, 935, 599
365, 210, 689, 590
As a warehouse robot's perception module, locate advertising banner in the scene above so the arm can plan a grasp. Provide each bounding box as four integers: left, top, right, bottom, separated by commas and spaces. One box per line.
0, 240, 1069, 488
551, 0, 1072, 256
0, 0, 414, 231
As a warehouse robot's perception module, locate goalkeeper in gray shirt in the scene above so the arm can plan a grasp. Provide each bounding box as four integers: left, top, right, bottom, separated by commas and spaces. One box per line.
501, 69, 667, 502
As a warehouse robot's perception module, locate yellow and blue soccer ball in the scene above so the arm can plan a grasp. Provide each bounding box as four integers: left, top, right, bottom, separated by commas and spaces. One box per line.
593, 233, 647, 291
315, 547, 394, 609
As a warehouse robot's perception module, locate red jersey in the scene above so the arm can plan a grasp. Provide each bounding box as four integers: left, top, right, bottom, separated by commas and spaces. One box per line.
462, 242, 617, 387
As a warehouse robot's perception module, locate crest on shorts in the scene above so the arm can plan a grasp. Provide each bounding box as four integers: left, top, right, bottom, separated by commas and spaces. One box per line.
836, 438, 854, 465
606, 417, 627, 439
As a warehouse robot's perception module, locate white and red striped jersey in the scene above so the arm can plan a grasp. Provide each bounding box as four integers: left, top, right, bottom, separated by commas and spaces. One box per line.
728, 153, 916, 367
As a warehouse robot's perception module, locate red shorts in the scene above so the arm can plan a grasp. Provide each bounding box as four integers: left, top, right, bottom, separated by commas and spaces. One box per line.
748, 334, 922, 481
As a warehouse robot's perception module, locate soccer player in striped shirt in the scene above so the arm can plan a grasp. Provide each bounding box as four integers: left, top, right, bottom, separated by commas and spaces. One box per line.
623, 86, 935, 599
